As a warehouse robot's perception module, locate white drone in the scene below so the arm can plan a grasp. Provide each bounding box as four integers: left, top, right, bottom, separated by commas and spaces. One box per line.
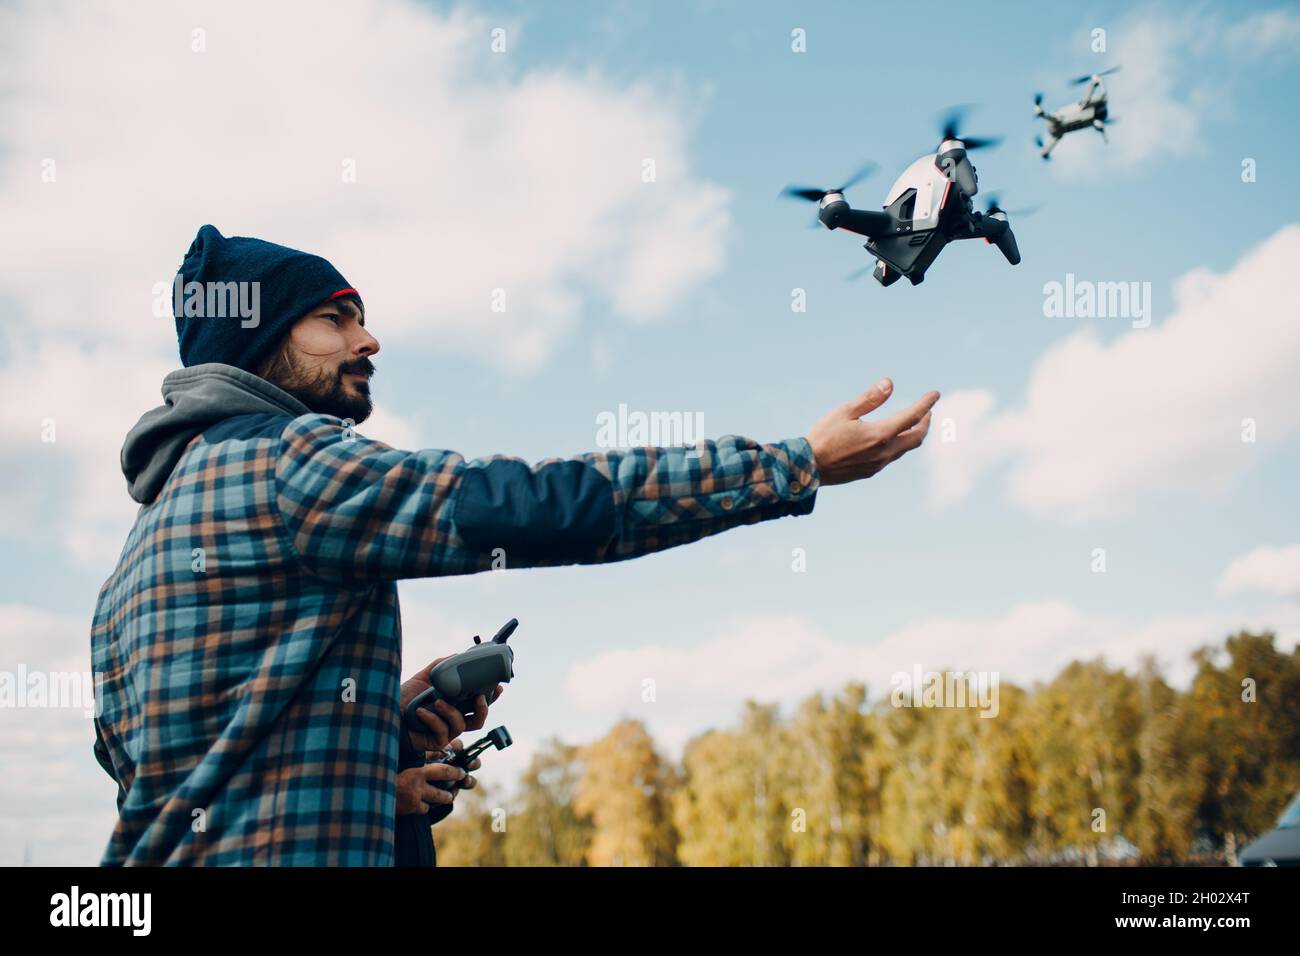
783, 108, 1022, 287
1034, 66, 1120, 159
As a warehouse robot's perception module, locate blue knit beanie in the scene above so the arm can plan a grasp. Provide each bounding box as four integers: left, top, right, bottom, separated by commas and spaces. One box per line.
173, 224, 359, 373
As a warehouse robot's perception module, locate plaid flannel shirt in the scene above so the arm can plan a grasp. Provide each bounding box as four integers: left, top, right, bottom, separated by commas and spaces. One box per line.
91, 411, 819, 865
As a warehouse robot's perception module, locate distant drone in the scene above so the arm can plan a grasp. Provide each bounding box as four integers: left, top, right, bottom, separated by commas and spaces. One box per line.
1033, 66, 1120, 159
782, 108, 1021, 287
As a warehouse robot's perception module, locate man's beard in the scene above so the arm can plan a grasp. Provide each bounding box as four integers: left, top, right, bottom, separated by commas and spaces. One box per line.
261, 349, 374, 424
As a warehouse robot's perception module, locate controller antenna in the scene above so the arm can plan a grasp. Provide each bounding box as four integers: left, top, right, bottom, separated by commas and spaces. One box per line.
492, 618, 519, 644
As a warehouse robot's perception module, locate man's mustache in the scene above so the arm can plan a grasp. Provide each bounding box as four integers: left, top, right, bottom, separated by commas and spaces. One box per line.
339, 358, 376, 379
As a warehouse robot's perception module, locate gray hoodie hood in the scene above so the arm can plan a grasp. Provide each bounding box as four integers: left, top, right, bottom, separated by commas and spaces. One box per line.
121, 363, 311, 504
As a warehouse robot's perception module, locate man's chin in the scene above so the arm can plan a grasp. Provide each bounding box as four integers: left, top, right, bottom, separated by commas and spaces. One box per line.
290, 387, 372, 425
334, 399, 373, 425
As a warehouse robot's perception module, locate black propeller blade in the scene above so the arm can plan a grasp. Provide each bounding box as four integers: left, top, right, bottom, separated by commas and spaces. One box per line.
784, 187, 828, 202
781, 161, 877, 203
835, 161, 878, 193
845, 263, 874, 282
1034, 92, 1043, 106
937, 105, 1002, 150
984, 193, 1040, 217
1070, 65, 1121, 84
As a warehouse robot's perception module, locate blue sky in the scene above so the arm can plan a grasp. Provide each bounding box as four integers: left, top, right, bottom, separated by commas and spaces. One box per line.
2, 0, 1299, 864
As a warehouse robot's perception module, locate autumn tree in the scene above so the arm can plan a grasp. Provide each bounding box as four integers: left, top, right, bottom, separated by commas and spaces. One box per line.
431, 782, 507, 866
1184, 632, 1300, 862
504, 738, 593, 867
574, 719, 678, 866
674, 702, 791, 866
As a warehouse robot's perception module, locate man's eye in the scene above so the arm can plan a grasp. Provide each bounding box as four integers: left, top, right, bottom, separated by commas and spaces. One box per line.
320, 313, 340, 324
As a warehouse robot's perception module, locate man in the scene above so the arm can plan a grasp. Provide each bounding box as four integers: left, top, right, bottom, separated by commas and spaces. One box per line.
92, 224, 938, 866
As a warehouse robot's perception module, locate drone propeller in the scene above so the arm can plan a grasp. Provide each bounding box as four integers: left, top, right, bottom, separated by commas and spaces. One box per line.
1033, 92, 1043, 107
845, 263, 874, 282
1070, 65, 1122, 85
1034, 135, 1044, 148
781, 161, 878, 203
938, 105, 1002, 150
984, 193, 1040, 218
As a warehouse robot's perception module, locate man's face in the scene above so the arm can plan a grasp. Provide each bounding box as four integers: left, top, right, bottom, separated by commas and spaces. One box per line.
257, 295, 380, 424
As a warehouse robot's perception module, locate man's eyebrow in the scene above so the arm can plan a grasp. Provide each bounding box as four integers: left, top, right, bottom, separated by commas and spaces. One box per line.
325, 297, 365, 324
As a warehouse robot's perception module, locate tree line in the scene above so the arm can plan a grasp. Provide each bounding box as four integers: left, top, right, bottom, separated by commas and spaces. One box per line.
432, 631, 1300, 866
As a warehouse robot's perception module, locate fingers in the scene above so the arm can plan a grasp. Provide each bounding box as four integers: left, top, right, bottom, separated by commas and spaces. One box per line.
841, 378, 894, 419
414, 707, 450, 751
885, 411, 933, 459
433, 700, 467, 739
423, 762, 469, 785
464, 684, 503, 730
422, 764, 466, 805
464, 694, 489, 732
423, 785, 454, 806
877, 390, 940, 438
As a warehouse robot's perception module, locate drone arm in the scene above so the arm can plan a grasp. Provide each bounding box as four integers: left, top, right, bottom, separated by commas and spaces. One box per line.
818, 198, 890, 238
838, 208, 891, 238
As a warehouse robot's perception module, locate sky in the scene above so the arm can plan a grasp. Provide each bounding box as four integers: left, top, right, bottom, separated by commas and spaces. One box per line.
2, 0, 1299, 865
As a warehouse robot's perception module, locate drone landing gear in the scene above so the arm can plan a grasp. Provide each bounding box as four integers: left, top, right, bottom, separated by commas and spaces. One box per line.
873, 259, 901, 287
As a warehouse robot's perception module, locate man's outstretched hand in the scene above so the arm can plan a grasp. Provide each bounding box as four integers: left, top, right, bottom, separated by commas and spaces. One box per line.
806, 379, 939, 486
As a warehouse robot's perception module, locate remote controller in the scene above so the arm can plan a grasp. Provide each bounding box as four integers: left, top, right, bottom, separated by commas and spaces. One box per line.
430, 726, 514, 791
402, 618, 517, 735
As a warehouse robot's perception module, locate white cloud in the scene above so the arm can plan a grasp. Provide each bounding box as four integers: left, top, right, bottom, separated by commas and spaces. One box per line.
1222, 9, 1300, 59
1045, 18, 1199, 174
0, 341, 173, 563
1045, 8, 1300, 175
0, 603, 119, 866
0, 0, 729, 373
1217, 545, 1300, 597
924, 224, 1300, 522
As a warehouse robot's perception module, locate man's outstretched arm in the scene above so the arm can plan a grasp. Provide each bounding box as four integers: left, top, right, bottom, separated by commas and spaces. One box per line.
274, 378, 936, 582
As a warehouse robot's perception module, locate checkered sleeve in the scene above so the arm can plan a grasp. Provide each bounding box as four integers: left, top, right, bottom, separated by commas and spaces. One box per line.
274, 414, 819, 582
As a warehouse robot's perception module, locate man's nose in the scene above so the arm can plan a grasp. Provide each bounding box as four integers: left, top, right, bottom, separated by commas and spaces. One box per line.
352, 327, 380, 358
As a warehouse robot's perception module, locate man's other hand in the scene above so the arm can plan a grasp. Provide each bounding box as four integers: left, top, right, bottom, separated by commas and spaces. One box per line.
395, 762, 467, 816
400, 656, 504, 753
